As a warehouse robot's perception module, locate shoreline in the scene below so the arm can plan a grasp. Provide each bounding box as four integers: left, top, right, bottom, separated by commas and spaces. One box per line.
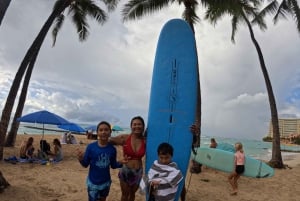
1, 134, 300, 201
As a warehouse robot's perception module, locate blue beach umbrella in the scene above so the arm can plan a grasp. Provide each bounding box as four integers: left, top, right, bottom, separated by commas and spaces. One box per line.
58, 122, 86, 133
17, 110, 70, 138
85, 125, 97, 132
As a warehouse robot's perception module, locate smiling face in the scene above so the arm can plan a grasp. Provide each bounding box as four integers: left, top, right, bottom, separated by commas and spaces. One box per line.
97, 122, 112, 145
130, 117, 145, 136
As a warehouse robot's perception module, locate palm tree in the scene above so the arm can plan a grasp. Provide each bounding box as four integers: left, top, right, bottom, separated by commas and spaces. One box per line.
0, 0, 119, 159
122, 0, 203, 173
5, 51, 39, 147
204, 0, 292, 168
260, 0, 300, 33
258, 0, 300, 166
0, 0, 11, 26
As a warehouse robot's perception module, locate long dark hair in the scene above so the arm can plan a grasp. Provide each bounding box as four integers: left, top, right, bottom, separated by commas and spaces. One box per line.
53, 138, 61, 148
130, 116, 145, 127
26, 137, 34, 149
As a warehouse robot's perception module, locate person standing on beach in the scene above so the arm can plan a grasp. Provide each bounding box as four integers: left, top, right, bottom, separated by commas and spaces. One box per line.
77, 121, 127, 201
228, 142, 245, 195
108, 116, 146, 201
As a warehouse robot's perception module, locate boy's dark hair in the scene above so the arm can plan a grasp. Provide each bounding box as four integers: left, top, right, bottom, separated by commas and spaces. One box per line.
97, 121, 111, 132
157, 142, 173, 156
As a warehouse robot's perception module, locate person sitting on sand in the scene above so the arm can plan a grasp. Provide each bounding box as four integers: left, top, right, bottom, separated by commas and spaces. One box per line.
61, 132, 68, 144
49, 138, 63, 162
20, 137, 35, 159
67, 132, 78, 144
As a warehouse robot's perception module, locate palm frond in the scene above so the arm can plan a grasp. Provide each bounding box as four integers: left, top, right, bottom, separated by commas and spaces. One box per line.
289, 0, 300, 33
52, 14, 65, 46
253, 0, 277, 26
252, 12, 267, 31
69, 2, 90, 41
204, 4, 231, 26
122, 0, 171, 21
84, 2, 107, 24
182, 8, 200, 25
181, 0, 200, 25
273, 0, 289, 24
256, 0, 278, 19
231, 15, 238, 43
100, 0, 120, 11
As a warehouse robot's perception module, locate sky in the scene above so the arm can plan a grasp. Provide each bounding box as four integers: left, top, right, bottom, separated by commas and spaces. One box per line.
0, 0, 300, 140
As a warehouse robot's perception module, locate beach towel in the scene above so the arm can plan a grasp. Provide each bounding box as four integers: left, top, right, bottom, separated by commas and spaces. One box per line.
140, 160, 183, 201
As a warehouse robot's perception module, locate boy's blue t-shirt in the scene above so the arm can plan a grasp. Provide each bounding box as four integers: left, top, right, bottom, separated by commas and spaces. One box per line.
80, 141, 122, 185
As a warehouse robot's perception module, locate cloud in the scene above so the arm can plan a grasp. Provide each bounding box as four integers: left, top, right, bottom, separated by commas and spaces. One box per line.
1, 1, 300, 139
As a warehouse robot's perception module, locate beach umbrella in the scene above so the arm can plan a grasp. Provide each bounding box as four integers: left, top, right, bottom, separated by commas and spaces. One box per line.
112, 125, 123, 131
58, 122, 86, 133
86, 125, 123, 132
17, 110, 70, 138
86, 125, 97, 132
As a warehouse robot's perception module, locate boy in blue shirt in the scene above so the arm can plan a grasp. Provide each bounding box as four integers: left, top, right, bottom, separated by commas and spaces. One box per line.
77, 121, 127, 201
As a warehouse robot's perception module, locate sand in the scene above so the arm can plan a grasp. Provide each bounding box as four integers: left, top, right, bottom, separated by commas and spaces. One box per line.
1, 134, 300, 201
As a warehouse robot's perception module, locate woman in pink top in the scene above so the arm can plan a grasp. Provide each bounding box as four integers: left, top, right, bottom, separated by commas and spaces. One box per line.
228, 142, 245, 195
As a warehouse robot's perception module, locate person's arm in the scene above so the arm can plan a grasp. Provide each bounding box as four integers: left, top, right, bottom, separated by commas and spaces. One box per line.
190, 124, 200, 140
77, 147, 89, 168
110, 148, 127, 169
108, 134, 129, 145
190, 124, 200, 153
25, 145, 34, 158
233, 154, 237, 172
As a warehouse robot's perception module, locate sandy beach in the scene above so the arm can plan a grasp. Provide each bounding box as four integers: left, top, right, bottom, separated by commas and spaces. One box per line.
1, 134, 300, 201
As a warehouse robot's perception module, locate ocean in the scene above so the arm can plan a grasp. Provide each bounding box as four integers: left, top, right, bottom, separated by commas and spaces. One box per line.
17, 123, 300, 161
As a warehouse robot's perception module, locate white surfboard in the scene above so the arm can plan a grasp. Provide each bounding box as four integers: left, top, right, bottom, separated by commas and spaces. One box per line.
192, 147, 274, 178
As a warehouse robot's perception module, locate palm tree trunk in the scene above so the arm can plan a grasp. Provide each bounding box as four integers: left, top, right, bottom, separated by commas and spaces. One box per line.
242, 12, 284, 168
0, 1, 69, 160
0, 170, 10, 193
183, 2, 202, 173
5, 50, 39, 147
0, 0, 11, 26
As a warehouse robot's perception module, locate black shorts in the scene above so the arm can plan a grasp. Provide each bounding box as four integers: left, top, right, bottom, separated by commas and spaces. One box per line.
235, 165, 245, 174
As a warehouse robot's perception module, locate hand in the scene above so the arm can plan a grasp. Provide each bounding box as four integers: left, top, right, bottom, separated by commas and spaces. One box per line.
120, 155, 130, 164
151, 180, 160, 189
190, 124, 200, 136
76, 149, 84, 161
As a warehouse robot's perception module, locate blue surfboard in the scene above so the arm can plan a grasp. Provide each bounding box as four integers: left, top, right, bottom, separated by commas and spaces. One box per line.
146, 19, 198, 200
